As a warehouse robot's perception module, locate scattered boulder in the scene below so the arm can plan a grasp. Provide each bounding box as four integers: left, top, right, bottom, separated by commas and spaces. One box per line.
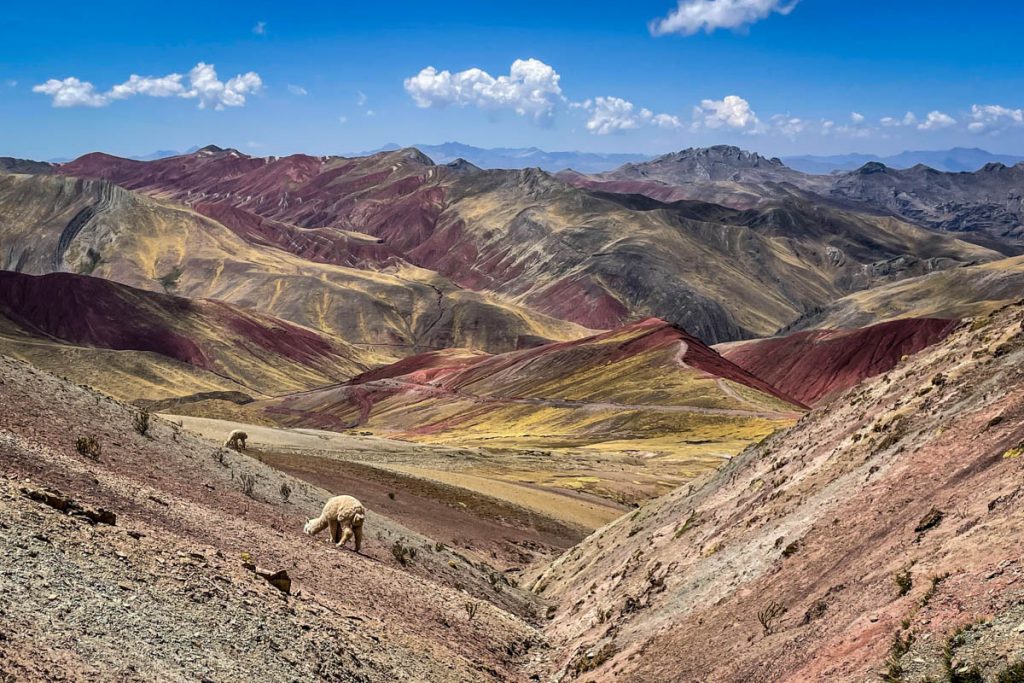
914, 507, 944, 534
19, 486, 116, 525
243, 560, 292, 594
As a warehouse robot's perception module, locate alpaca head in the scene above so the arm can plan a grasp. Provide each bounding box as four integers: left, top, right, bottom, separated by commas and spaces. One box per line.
303, 518, 316, 535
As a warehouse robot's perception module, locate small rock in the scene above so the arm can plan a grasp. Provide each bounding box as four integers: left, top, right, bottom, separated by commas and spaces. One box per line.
869, 614, 879, 623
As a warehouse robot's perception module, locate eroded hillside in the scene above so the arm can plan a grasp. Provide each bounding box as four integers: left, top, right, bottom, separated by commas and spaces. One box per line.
0, 354, 547, 681
528, 303, 1024, 682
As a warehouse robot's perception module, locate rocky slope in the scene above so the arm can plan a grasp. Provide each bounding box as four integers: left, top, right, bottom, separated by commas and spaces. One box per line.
560, 145, 819, 210
528, 302, 1024, 682
0, 270, 376, 399
718, 317, 958, 405
49, 147, 998, 343
0, 353, 548, 681
826, 161, 1024, 253
567, 146, 1024, 253
0, 156, 54, 174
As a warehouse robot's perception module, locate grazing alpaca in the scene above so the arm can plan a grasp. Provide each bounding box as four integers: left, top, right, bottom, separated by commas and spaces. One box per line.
224, 429, 248, 451
304, 495, 366, 551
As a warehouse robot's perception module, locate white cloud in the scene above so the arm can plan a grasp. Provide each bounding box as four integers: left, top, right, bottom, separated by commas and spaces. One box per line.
365, 109, 375, 117
404, 58, 563, 124
968, 104, 1024, 134
33, 63, 263, 110
253, 21, 267, 35
107, 73, 187, 100
32, 77, 108, 107
770, 114, 806, 138
5, 79, 17, 87
582, 96, 682, 135
650, 0, 799, 36
917, 110, 956, 131
356, 90, 368, 107
880, 111, 917, 128
693, 95, 762, 132
338, 115, 348, 125
850, 111, 865, 124
287, 84, 308, 96
187, 63, 263, 110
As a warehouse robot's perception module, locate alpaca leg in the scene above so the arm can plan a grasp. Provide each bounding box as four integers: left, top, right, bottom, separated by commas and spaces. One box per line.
239, 437, 246, 450
353, 524, 363, 552
328, 518, 339, 544
338, 525, 353, 547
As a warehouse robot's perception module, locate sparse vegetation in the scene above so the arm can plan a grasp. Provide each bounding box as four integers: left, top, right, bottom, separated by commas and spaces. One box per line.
894, 568, 913, 596
882, 630, 915, 682
674, 510, 701, 539
279, 482, 292, 502
132, 410, 150, 436
570, 643, 617, 676
75, 435, 101, 460
943, 622, 986, 683
920, 572, 949, 607
391, 539, 416, 565
464, 601, 479, 622
757, 601, 786, 636
995, 662, 1024, 683
239, 473, 257, 498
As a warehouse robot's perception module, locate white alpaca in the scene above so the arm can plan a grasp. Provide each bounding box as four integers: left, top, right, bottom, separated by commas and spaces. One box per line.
304, 495, 366, 551
224, 429, 248, 451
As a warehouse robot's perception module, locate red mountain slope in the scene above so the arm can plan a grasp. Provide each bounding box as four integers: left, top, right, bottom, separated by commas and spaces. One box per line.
719, 317, 958, 405
0, 271, 371, 394
252, 318, 804, 463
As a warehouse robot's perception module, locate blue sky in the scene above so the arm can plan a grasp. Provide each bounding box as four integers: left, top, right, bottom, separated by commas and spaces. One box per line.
3, 0, 1023, 160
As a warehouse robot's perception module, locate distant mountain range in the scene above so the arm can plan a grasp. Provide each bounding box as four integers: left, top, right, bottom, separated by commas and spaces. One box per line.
363, 142, 651, 173
42, 143, 1024, 175
782, 147, 1024, 174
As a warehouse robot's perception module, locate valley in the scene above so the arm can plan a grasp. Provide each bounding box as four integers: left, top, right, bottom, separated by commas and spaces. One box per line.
2, 141, 1023, 682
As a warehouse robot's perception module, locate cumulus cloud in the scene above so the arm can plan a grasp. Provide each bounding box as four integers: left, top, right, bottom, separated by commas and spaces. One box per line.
850, 112, 865, 124
6, 79, 17, 87
287, 84, 308, 96
33, 63, 263, 110
187, 63, 262, 110
968, 104, 1024, 134
338, 115, 348, 125
917, 110, 956, 131
693, 95, 762, 132
252, 21, 267, 35
403, 58, 563, 124
650, 0, 799, 36
356, 91, 368, 107
581, 96, 682, 135
32, 77, 108, 107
